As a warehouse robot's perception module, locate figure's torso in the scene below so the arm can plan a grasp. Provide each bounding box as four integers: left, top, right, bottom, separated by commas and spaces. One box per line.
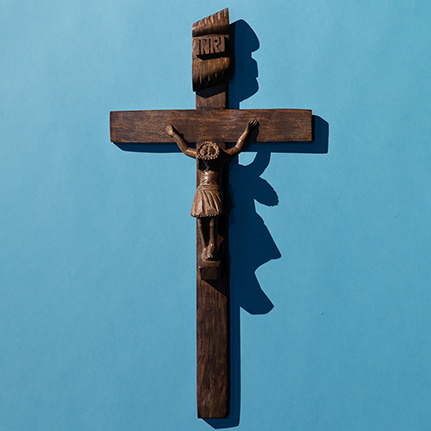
199, 168, 220, 186
196, 144, 227, 187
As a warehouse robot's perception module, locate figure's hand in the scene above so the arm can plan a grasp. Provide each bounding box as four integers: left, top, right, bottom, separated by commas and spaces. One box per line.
165, 125, 175, 137
246, 119, 258, 133
249, 118, 258, 128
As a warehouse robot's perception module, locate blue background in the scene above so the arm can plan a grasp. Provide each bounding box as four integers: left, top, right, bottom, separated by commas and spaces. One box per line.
1, 1, 431, 430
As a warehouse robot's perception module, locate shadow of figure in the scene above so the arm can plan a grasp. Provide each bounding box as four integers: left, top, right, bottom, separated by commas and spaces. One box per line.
229, 151, 279, 316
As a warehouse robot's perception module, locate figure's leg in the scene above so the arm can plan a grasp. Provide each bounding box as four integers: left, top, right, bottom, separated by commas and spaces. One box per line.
198, 218, 205, 260
198, 218, 208, 261
207, 216, 220, 260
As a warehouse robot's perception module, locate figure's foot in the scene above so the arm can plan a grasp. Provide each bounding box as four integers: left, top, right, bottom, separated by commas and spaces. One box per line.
207, 242, 219, 261
201, 247, 209, 261
201, 246, 219, 261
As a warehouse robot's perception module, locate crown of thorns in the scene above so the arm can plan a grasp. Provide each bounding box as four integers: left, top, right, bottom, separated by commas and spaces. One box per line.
197, 141, 220, 160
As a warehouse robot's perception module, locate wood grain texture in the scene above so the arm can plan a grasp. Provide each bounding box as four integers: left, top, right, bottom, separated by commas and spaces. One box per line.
196, 168, 230, 418
196, 83, 227, 109
192, 9, 230, 92
192, 8, 229, 37
195, 9, 230, 418
195, 165, 230, 418
196, 261, 229, 418
110, 109, 312, 144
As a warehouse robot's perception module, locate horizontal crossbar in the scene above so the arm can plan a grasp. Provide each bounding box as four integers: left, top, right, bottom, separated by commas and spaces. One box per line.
110, 109, 312, 144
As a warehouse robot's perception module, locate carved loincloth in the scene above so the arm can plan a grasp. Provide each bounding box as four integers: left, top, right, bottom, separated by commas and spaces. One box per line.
191, 184, 224, 218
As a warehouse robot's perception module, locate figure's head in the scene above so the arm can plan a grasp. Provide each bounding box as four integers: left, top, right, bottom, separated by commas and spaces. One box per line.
197, 141, 220, 160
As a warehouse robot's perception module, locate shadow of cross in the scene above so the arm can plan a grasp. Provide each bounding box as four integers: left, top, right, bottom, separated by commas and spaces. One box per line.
110, 8, 312, 420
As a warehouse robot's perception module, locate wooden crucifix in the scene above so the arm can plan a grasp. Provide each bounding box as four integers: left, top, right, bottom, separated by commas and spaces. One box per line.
110, 8, 312, 419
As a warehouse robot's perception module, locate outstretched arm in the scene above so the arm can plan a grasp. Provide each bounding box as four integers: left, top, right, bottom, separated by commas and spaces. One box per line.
165, 125, 197, 159
225, 119, 258, 157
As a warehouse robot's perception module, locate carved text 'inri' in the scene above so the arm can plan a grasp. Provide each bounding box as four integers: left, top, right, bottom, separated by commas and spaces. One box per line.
193, 35, 227, 57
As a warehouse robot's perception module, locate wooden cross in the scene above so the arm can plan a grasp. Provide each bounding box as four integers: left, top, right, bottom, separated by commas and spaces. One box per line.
110, 8, 312, 419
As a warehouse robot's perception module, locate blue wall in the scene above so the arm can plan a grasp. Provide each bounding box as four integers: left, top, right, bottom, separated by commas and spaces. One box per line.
2, 1, 431, 430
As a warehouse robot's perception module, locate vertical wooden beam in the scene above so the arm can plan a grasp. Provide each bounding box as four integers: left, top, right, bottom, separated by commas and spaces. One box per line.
194, 9, 230, 419
196, 82, 230, 419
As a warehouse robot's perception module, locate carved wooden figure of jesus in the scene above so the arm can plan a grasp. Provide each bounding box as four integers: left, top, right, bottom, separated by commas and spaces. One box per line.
166, 119, 257, 263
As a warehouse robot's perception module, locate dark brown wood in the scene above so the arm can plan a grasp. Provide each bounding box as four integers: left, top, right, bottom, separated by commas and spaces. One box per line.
196, 265, 229, 418
194, 10, 230, 419
193, 35, 227, 57
196, 82, 227, 109
192, 8, 229, 92
110, 108, 312, 144
192, 8, 229, 37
